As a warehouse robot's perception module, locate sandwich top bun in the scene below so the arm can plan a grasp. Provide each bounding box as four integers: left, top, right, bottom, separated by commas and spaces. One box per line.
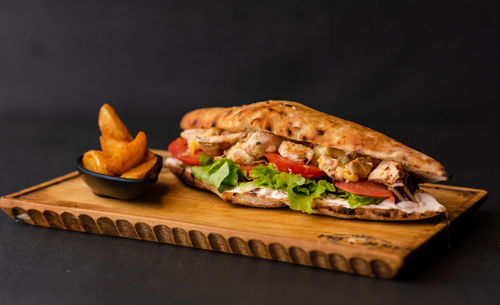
180, 100, 447, 182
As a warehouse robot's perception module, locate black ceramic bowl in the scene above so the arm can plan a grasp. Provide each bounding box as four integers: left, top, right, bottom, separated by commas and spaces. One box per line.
76, 153, 163, 200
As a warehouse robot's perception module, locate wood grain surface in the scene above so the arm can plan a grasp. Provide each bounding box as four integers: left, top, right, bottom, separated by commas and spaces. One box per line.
0, 151, 487, 279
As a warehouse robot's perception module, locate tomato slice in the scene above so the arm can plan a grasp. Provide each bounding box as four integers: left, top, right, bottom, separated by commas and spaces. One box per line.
334, 180, 393, 198
238, 164, 258, 176
168, 137, 205, 165
265, 152, 326, 179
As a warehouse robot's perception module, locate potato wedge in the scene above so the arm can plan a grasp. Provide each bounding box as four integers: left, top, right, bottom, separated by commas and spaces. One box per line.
105, 131, 147, 174
98, 104, 133, 141
144, 149, 156, 161
82, 150, 113, 175
100, 135, 128, 157
120, 157, 158, 179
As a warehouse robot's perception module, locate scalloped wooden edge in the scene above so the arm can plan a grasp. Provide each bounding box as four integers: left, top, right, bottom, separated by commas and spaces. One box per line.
0, 171, 488, 279
1, 205, 394, 278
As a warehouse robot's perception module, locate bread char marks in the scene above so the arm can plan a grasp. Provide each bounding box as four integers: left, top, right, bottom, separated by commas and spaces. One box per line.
184, 102, 323, 141
185, 102, 358, 142
180, 100, 447, 182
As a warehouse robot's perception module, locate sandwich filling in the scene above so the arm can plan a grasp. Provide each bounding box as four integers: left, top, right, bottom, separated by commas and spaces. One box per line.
167, 128, 445, 215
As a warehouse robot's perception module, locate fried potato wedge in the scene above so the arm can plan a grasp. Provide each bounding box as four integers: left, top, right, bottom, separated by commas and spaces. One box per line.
120, 156, 158, 179
144, 149, 156, 161
98, 104, 133, 141
82, 150, 113, 175
100, 135, 128, 157
105, 131, 147, 174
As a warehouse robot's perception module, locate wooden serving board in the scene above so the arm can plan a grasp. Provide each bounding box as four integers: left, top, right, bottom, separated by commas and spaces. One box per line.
0, 151, 487, 279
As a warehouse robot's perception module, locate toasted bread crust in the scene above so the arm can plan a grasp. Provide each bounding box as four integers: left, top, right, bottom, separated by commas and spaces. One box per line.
180, 100, 447, 182
167, 162, 443, 221
167, 163, 286, 208
311, 202, 441, 221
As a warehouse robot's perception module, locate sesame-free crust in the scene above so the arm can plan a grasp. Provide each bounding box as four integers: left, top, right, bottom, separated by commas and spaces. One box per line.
180, 100, 448, 182
167, 162, 443, 221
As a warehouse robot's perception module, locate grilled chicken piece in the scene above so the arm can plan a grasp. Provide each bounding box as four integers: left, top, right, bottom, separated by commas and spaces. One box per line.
317, 155, 340, 178
181, 128, 246, 155
368, 160, 405, 185
224, 142, 254, 164
278, 141, 314, 163
225, 131, 282, 164
180, 128, 219, 140
324, 157, 374, 182
312, 145, 350, 165
245, 131, 282, 158
344, 157, 374, 179
181, 128, 245, 148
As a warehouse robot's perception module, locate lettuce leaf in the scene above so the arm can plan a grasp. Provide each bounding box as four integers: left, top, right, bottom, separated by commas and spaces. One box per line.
287, 180, 336, 213
238, 181, 257, 193
249, 164, 335, 214
191, 157, 246, 192
191, 157, 383, 212
198, 153, 212, 165
337, 191, 385, 209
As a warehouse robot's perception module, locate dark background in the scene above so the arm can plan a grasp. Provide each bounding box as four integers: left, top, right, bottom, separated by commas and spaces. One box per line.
0, 1, 499, 304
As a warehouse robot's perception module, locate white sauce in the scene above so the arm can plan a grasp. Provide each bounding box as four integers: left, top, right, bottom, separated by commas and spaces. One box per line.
165, 157, 185, 168
167, 157, 445, 214
226, 186, 445, 214
229, 186, 289, 200
320, 191, 445, 213
255, 188, 288, 200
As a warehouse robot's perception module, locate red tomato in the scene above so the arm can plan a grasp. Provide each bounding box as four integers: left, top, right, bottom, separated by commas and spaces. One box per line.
265, 153, 326, 179
334, 180, 393, 198
168, 137, 205, 165
238, 164, 258, 176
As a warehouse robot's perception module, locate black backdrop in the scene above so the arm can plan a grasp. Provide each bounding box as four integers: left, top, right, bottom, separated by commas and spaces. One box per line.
1, 1, 499, 305
1, 0, 497, 120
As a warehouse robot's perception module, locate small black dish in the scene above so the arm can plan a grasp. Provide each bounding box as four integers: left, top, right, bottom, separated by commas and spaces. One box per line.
76, 153, 163, 200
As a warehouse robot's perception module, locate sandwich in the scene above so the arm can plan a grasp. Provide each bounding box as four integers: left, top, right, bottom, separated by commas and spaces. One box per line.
166, 100, 448, 221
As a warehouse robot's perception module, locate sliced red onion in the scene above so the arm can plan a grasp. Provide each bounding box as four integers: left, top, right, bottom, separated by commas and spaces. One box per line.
390, 180, 416, 203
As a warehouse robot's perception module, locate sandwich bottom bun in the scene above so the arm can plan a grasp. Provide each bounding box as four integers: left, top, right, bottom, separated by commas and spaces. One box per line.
167, 161, 444, 221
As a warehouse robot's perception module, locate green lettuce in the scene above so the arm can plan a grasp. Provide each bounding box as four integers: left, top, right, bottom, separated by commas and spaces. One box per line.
249, 164, 335, 214
198, 153, 212, 165
238, 181, 257, 193
337, 191, 385, 209
189, 155, 385, 212
191, 156, 246, 192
